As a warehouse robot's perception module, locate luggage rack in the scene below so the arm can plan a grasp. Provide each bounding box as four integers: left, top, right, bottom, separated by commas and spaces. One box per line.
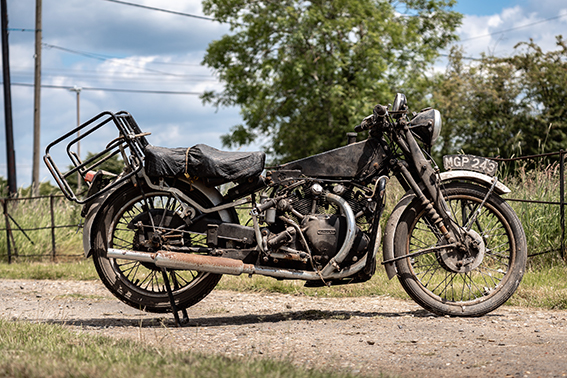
44, 111, 149, 204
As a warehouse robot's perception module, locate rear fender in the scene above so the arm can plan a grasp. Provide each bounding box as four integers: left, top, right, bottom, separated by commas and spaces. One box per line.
381, 170, 511, 279
83, 178, 233, 258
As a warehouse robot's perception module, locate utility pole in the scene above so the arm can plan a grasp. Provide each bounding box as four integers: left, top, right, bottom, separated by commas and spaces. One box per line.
69, 86, 81, 192
31, 0, 42, 196
1, 0, 17, 197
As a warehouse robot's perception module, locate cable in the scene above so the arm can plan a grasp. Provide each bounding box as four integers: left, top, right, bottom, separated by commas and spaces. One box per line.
11, 67, 216, 82
460, 13, 567, 42
438, 53, 480, 61
43, 43, 202, 78
101, 0, 216, 21
8, 82, 204, 95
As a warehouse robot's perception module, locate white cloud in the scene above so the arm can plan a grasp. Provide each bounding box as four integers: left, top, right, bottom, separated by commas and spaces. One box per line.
455, 2, 567, 59
0, 0, 243, 187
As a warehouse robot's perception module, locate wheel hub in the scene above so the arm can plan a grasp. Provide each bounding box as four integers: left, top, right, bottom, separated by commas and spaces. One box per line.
437, 229, 485, 273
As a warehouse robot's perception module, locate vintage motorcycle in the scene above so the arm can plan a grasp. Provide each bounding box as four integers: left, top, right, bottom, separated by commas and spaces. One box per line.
44, 93, 527, 321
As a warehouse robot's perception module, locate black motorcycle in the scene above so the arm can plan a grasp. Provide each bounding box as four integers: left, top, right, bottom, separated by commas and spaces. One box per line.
44, 93, 527, 320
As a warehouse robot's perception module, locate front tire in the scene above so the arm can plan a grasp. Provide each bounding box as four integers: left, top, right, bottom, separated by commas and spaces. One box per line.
394, 183, 527, 317
92, 181, 231, 313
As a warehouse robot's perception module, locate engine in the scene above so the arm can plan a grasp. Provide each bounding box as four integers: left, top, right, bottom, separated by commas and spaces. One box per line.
260, 182, 373, 271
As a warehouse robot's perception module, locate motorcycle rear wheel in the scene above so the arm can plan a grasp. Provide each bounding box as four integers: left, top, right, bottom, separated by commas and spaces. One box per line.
394, 182, 527, 317
92, 182, 230, 313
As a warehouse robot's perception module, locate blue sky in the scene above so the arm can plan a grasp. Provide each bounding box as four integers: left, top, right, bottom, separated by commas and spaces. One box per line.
453, 0, 524, 16
1, 0, 567, 188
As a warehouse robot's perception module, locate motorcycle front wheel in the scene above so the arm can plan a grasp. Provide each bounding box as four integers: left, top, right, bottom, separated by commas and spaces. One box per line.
394, 182, 527, 317
92, 181, 231, 313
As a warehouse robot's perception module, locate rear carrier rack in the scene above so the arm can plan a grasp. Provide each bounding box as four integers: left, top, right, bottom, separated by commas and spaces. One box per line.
44, 111, 149, 204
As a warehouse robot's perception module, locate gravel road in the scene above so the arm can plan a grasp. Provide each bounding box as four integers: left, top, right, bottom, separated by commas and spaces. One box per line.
1, 278, 566, 378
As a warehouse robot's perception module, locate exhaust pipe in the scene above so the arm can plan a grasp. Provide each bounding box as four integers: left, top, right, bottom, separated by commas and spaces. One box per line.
107, 247, 371, 282
107, 248, 256, 276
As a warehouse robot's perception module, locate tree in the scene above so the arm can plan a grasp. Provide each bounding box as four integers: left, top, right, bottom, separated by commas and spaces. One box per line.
432, 36, 567, 159
507, 36, 567, 155
202, 0, 462, 162
432, 47, 529, 158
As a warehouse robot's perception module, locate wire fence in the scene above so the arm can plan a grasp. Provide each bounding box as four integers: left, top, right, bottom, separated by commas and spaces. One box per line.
1, 150, 566, 263
491, 150, 566, 260
1, 194, 83, 263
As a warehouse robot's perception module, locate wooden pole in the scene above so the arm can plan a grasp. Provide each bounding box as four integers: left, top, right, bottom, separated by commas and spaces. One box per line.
32, 0, 42, 196
1, 0, 17, 196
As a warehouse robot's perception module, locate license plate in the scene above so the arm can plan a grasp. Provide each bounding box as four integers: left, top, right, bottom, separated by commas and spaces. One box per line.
443, 155, 498, 176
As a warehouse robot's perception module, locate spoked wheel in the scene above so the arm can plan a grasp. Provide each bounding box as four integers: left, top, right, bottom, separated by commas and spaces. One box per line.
394, 182, 527, 317
92, 182, 232, 313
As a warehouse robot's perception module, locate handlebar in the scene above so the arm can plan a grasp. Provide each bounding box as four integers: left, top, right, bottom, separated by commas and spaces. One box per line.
354, 104, 388, 133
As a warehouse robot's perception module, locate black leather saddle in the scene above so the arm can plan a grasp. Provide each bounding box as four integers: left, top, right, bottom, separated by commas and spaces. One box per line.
144, 144, 266, 184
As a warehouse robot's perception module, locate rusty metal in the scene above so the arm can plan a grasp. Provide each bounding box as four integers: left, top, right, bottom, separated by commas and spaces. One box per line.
106, 246, 374, 282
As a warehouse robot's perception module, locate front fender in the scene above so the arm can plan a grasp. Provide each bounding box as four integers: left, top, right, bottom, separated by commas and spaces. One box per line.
440, 170, 510, 195
381, 170, 510, 279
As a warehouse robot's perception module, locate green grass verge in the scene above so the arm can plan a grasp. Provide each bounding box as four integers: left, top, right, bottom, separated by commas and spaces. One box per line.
507, 263, 567, 309
0, 319, 392, 378
0, 260, 98, 281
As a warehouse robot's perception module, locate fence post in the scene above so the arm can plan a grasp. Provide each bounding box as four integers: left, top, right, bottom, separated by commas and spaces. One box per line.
2, 199, 11, 264
50, 195, 56, 261
561, 150, 566, 260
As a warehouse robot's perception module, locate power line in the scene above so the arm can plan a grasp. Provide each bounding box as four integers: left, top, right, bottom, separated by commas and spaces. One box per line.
460, 13, 567, 42
11, 65, 215, 81
43, 43, 206, 78
101, 0, 216, 21
7, 28, 36, 32
438, 53, 480, 61
8, 82, 203, 95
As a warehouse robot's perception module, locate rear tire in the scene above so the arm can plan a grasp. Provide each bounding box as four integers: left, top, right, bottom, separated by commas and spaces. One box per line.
92, 181, 231, 313
394, 183, 527, 317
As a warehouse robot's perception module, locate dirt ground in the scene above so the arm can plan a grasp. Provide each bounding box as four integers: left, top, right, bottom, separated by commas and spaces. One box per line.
1, 278, 566, 378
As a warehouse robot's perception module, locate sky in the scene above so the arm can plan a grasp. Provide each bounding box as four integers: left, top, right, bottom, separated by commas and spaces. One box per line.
1, 0, 566, 189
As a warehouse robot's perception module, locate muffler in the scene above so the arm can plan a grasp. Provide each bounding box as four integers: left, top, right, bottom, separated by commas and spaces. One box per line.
107, 248, 255, 276
106, 246, 373, 282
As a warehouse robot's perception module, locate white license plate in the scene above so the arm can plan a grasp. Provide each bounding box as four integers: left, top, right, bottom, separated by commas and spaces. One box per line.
443, 155, 498, 176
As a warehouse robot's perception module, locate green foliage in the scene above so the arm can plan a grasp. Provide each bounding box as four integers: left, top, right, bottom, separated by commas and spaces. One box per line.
433, 36, 567, 159
0, 175, 61, 198
0, 176, 7, 197
506, 36, 567, 155
202, 0, 461, 162
66, 151, 124, 192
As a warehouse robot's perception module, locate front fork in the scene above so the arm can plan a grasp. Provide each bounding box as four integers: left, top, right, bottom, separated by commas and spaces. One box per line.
396, 162, 456, 242
398, 128, 460, 244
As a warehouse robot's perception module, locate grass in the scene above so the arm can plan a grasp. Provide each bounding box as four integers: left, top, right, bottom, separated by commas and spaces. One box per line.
0, 259, 98, 280
508, 259, 567, 309
502, 162, 564, 258
0, 319, 390, 378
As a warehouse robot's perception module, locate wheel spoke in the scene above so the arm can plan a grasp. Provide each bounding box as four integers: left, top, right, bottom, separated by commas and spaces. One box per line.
405, 188, 520, 305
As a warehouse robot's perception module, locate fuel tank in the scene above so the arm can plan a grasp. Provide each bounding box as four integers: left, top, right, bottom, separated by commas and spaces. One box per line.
275, 137, 387, 179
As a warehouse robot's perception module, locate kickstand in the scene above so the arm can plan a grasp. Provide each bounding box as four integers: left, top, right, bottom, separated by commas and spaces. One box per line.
161, 268, 189, 327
